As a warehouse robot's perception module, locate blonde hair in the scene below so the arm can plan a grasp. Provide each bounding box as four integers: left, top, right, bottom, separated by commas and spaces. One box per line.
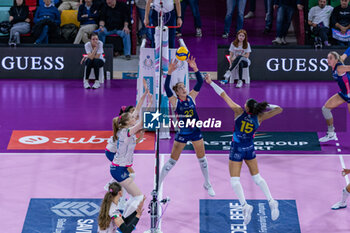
112, 113, 130, 142
329, 51, 344, 64
98, 182, 122, 230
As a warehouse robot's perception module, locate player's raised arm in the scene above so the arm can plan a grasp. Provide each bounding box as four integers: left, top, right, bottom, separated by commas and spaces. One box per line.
164, 59, 178, 107
204, 74, 243, 118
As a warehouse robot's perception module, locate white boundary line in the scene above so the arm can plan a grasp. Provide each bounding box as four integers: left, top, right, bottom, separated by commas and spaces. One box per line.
338, 154, 350, 185
1, 153, 350, 157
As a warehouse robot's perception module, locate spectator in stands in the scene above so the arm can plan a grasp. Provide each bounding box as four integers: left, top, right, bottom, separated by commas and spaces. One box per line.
272, 0, 303, 45
38, 0, 60, 7
144, 0, 182, 48
263, 0, 274, 34
135, 0, 152, 43
222, 0, 247, 39
223, 29, 251, 88
74, 0, 99, 44
98, 0, 131, 60
176, 0, 202, 37
33, 0, 60, 44
308, 0, 333, 47
244, 0, 255, 19
330, 0, 350, 46
58, 0, 82, 12
8, 0, 30, 46
81, 32, 105, 89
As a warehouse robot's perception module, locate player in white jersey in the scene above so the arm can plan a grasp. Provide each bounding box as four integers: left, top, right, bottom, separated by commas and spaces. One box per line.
109, 94, 152, 218
98, 182, 145, 233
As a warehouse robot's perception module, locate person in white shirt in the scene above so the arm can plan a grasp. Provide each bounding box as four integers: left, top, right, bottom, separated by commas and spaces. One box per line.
144, 0, 182, 48
81, 32, 105, 89
308, 0, 333, 46
98, 182, 145, 233
224, 29, 251, 88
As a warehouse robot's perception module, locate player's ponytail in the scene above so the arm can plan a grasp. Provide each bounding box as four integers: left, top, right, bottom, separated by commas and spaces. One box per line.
98, 182, 122, 230
112, 113, 130, 142
246, 98, 268, 116
329, 51, 344, 64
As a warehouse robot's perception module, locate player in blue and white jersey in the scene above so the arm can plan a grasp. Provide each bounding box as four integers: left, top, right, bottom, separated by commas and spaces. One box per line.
159, 56, 215, 197
319, 49, 350, 142
205, 74, 283, 225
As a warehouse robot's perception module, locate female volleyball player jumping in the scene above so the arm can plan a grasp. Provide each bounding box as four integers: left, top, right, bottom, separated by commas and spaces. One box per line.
98, 182, 145, 233
159, 56, 215, 197
108, 94, 152, 218
319, 49, 350, 142
205, 75, 282, 225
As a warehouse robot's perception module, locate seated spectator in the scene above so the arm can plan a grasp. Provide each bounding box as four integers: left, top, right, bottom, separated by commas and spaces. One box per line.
223, 29, 251, 88
81, 32, 105, 89
330, 0, 350, 46
308, 0, 333, 47
144, 0, 182, 48
272, 0, 303, 45
74, 0, 99, 44
33, 0, 60, 44
98, 0, 131, 60
176, 0, 202, 37
8, 0, 31, 46
222, 0, 247, 39
58, 0, 82, 12
135, 0, 152, 43
39, 0, 60, 7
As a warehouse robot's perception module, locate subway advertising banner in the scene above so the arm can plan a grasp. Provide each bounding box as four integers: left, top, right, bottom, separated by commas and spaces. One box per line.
217, 45, 346, 81
0, 45, 113, 79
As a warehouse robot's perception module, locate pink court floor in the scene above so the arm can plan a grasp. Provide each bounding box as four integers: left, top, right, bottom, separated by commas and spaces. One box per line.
0, 80, 350, 233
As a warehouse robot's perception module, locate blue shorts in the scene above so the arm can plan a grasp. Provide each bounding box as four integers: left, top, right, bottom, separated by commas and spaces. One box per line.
338, 92, 350, 103
105, 150, 115, 162
110, 165, 130, 182
175, 129, 203, 143
229, 141, 256, 162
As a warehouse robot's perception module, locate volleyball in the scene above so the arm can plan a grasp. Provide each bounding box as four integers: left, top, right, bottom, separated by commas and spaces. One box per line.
176, 47, 190, 61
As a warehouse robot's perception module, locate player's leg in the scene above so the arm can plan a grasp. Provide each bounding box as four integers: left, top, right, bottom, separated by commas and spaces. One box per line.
158, 140, 186, 185
120, 177, 144, 217
229, 142, 253, 225
331, 183, 350, 210
319, 94, 345, 142
245, 158, 279, 221
192, 138, 215, 196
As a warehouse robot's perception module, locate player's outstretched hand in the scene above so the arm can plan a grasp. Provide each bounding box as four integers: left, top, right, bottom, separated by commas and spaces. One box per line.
187, 56, 198, 72
204, 74, 212, 84
168, 59, 178, 75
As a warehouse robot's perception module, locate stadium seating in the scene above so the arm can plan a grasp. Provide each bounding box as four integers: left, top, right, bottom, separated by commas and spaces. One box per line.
0, 0, 12, 7
60, 10, 80, 27
0, 7, 10, 36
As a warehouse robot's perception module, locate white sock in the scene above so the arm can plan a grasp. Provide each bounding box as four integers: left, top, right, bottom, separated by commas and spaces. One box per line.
252, 174, 273, 201
159, 158, 177, 185
341, 187, 350, 203
198, 156, 211, 186
123, 195, 144, 218
230, 177, 247, 206
328, 125, 335, 133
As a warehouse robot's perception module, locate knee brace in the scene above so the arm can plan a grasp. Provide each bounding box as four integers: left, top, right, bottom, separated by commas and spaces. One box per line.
165, 158, 177, 171
322, 106, 333, 120
252, 173, 264, 185
129, 172, 136, 180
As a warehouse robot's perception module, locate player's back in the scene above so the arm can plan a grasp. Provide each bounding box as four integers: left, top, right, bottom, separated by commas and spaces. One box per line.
233, 111, 259, 145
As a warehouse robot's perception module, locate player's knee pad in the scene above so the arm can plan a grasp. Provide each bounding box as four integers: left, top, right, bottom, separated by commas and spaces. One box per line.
252, 173, 264, 185
230, 177, 241, 188
322, 106, 333, 120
